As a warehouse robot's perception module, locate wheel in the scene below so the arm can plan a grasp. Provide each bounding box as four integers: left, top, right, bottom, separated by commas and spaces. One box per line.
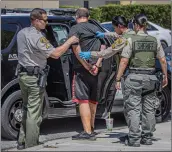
1, 90, 23, 140
160, 40, 168, 50
155, 86, 171, 123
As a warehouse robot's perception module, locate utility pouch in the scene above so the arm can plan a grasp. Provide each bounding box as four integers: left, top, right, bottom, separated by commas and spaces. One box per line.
37, 65, 50, 88
26, 66, 34, 76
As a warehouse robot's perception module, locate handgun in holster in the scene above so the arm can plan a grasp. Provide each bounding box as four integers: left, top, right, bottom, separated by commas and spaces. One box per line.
15, 64, 22, 77
37, 65, 50, 88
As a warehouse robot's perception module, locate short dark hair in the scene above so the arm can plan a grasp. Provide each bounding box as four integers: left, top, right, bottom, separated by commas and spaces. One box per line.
133, 13, 148, 27
112, 16, 128, 27
30, 8, 47, 21
75, 8, 89, 19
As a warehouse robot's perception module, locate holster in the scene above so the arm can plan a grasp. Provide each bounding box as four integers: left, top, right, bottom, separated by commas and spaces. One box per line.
155, 71, 163, 92
37, 65, 50, 88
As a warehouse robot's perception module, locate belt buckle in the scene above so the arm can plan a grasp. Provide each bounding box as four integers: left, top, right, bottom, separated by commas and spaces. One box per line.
26, 66, 34, 76
27, 70, 33, 76
135, 69, 139, 74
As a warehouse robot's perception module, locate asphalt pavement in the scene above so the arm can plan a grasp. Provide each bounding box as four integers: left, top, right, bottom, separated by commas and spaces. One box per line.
1, 113, 126, 150
2, 114, 171, 151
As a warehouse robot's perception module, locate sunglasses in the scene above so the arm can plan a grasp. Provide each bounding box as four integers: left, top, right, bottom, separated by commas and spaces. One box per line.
39, 18, 48, 23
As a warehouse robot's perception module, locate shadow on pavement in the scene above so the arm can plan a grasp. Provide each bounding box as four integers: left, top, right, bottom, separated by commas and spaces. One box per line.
40, 113, 127, 136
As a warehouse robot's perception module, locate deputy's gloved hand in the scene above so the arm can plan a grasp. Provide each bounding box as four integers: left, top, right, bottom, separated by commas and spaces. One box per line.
79, 52, 91, 59
96, 31, 105, 38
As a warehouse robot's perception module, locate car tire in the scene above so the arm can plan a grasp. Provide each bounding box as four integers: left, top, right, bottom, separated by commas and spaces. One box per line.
1, 90, 22, 140
160, 40, 168, 50
155, 86, 171, 123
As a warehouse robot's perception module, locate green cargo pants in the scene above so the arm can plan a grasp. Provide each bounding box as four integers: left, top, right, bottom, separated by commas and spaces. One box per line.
123, 73, 158, 144
18, 72, 45, 148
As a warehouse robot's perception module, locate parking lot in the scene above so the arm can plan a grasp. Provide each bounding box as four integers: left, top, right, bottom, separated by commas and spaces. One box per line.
2, 113, 171, 151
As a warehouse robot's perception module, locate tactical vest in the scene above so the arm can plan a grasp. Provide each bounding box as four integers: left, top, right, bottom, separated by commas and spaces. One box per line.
123, 33, 157, 69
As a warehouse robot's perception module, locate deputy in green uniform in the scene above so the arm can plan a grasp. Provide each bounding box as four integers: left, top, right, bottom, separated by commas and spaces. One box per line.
79, 16, 135, 59
16, 8, 78, 150
115, 14, 168, 147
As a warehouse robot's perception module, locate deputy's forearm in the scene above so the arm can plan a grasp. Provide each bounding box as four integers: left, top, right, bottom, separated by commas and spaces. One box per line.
91, 46, 124, 59
105, 32, 118, 38
91, 47, 115, 59
50, 41, 72, 59
159, 57, 167, 77
116, 58, 129, 80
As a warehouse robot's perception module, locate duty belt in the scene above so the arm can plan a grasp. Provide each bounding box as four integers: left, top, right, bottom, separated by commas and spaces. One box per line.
20, 66, 40, 76
129, 69, 155, 75
19, 65, 48, 76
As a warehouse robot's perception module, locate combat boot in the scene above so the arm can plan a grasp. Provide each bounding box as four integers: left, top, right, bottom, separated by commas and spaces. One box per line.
119, 135, 140, 147
17, 142, 25, 150
140, 138, 153, 145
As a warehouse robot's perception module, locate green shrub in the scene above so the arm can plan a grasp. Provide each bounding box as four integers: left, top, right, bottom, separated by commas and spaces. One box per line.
90, 4, 171, 29
60, 5, 80, 9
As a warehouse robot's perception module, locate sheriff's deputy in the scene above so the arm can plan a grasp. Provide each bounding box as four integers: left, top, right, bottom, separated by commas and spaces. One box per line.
115, 14, 168, 147
16, 8, 78, 149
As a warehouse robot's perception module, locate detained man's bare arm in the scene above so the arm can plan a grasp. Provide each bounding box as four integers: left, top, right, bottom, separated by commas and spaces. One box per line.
94, 45, 106, 68
72, 45, 93, 71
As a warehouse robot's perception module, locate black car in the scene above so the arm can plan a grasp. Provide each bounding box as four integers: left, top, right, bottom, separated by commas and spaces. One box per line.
1, 9, 171, 140
1, 9, 118, 140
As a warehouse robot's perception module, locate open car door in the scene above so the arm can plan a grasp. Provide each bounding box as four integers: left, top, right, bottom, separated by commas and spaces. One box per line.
88, 19, 120, 119
44, 22, 77, 118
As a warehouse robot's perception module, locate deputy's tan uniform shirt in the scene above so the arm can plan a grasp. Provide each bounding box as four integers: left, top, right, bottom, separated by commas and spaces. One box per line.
17, 26, 55, 69
90, 29, 135, 59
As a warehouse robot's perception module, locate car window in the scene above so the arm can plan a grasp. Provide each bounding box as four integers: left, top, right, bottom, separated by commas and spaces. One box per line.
101, 23, 114, 32
1, 23, 18, 50
51, 25, 68, 46
128, 22, 134, 30
146, 23, 158, 31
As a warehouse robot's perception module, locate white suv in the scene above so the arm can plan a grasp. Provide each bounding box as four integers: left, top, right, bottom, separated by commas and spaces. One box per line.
101, 21, 171, 49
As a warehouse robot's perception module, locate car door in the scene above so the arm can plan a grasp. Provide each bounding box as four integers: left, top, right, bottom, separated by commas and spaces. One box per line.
88, 19, 119, 119
44, 22, 78, 118
45, 23, 74, 103
1, 18, 21, 88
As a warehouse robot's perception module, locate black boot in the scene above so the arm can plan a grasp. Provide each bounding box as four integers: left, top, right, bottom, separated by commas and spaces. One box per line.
140, 138, 153, 145
119, 135, 140, 147
17, 142, 25, 150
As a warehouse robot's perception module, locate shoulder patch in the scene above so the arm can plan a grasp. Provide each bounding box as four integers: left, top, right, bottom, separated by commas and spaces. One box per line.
40, 37, 49, 43
111, 38, 125, 49
125, 40, 128, 45
46, 43, 51, 49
